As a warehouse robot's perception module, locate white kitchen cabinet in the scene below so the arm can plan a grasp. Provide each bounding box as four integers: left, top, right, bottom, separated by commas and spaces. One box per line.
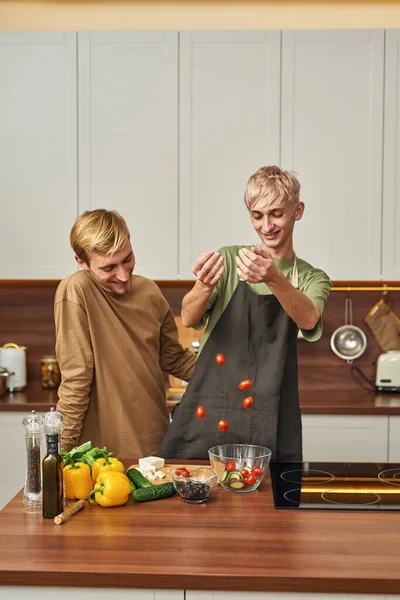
281, 30, 384, 280
388, 416, 400, 461
0, 589, 183, 600
0, 411, 45, 511
301, 414, 388, 462
78, 32, 179, 280
179, 31, 281, 279
382, 29, 400, 280
0, 32, 78, 279
186, 592, 387, 599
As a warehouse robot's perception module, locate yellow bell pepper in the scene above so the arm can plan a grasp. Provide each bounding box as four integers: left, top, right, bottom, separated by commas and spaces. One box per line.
63, 459, 93, 500
87, 471, 132, 507
91, 455, 125, 484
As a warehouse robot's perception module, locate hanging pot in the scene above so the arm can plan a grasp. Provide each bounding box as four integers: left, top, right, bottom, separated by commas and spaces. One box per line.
330, 297, 367, 363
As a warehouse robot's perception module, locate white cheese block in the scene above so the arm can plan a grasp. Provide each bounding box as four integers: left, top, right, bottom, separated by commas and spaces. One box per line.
138, 456, 165, 469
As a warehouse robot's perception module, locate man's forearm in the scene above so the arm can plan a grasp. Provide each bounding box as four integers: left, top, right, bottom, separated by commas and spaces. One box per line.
181, 280, 215, 327
267, 271, 320, 330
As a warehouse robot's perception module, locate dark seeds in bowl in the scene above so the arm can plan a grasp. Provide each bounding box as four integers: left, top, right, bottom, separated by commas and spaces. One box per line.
177, 480, 211, 501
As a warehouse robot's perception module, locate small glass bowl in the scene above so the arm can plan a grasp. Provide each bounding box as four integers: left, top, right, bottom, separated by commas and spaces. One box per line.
171, 467, 218, 504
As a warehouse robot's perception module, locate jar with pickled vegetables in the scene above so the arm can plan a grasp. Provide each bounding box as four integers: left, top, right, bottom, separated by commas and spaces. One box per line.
40, 356, 61, 389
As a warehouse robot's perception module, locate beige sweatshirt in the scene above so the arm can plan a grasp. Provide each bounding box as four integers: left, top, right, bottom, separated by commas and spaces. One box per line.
55, 271, 196, 458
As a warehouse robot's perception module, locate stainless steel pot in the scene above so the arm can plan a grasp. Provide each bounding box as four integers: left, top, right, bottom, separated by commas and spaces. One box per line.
0, 367, 14, 397
330, 297, 367, 363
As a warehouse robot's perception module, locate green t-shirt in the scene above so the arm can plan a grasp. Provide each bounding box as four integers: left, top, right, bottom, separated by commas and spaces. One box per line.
196, 245, 332, 353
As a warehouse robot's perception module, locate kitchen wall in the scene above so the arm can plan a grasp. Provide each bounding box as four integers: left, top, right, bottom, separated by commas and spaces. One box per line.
0, 4, 399, 396
1, 281, 399, 393
1, 0, 400, 30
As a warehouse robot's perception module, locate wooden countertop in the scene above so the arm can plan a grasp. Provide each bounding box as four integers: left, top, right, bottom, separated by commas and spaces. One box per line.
1, 459, 400, 594
2, 381, 400, 415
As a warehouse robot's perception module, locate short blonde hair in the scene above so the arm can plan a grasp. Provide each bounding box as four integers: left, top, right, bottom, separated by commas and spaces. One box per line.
244, 165, 300, 210
70, 209, 130, 265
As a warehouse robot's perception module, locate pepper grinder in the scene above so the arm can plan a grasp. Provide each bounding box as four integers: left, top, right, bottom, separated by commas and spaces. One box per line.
22, 410, 44, 513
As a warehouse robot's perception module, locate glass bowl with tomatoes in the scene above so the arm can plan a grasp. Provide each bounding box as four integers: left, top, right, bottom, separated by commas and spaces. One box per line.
171, 467, 218, 504
208, 444, 272, 492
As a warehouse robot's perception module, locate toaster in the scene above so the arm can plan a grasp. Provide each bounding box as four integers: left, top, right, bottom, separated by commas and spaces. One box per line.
376, 351, 400, 392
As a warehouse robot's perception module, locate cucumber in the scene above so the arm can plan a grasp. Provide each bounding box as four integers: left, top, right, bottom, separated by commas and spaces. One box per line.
230, 480, 245, 489
126, 467, 153, 489
133, 482, 177, 502
221, 470, 231, 483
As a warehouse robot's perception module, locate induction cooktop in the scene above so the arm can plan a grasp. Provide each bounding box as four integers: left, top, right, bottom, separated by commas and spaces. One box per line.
270, 461, 400, 511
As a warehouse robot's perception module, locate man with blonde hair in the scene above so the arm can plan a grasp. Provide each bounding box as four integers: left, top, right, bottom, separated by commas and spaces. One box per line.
159, 166, 331, 460
55, 209, 197, 457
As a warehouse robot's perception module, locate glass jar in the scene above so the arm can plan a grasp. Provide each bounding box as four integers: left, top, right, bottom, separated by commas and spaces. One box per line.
40, 355, 61, 389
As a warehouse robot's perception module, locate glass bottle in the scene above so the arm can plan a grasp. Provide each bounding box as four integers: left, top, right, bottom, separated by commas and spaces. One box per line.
22, 410, 44, 513
42, 408, 64, 519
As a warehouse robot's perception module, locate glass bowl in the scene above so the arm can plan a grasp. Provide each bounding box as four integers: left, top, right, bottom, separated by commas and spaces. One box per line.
208, 444, 272, 492
171, 467, 218, 504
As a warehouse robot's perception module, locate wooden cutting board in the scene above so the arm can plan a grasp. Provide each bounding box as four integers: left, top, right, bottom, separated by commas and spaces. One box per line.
127, 464, 208, 485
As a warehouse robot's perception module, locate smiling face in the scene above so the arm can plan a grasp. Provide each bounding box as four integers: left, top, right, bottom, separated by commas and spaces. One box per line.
249, 197, 304, 259
76, 240, 135, 295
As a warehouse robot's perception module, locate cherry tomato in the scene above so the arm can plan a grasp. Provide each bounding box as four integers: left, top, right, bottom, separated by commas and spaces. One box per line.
251, 467, 263, 477
175, 467, 191, 477
242, 396, 253, 409
226, 460, 236, 472
241, 469, 250, 478
215, 353, 225, 365
238, 379, 252, 390
218, 419, 229, 431
196, 405, 206, 419
247, 474, 257, 486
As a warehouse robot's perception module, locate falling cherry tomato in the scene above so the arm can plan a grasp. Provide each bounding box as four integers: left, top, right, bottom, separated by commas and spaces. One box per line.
242, 396, 253, 409
218, 419, 229, 431
226, 460, 236, 472
196, 405, 206, 419
215, 353, 225, 365
238, 379, 252, 390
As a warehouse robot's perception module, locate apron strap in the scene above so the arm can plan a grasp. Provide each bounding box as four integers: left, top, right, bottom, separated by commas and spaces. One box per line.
291, 254, 298, 289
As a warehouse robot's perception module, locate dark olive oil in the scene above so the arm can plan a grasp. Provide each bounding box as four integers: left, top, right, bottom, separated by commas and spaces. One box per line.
42, 433, 63, 519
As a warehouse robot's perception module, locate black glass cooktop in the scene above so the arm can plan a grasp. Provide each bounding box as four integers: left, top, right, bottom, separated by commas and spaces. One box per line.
270, 461, 400, 511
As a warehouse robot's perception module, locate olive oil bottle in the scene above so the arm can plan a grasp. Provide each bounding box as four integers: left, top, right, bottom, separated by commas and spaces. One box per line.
42, 408, 64, 519
42, 433, 63, 518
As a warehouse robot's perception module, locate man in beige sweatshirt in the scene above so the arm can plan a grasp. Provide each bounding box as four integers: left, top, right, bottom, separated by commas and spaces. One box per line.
55, 209, 196, 458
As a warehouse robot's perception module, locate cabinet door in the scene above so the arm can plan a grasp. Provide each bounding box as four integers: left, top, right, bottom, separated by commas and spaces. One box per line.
0, 589, 184, 599
389, 416, 400, 462
78, 32, 179, 280
302, 415, 388, 462
0, 32, 78, 279
0, 412, 45, 512
281, 30, 384, 280
179, 31, 281, 279
186, 592, 386, 600
382, 29, 400, 280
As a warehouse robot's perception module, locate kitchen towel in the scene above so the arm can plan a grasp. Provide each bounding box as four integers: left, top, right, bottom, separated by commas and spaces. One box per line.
364, 298, 400, 352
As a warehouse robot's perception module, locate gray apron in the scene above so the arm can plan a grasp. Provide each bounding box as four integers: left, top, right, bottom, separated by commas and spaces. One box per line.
158, 260, 302, 461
